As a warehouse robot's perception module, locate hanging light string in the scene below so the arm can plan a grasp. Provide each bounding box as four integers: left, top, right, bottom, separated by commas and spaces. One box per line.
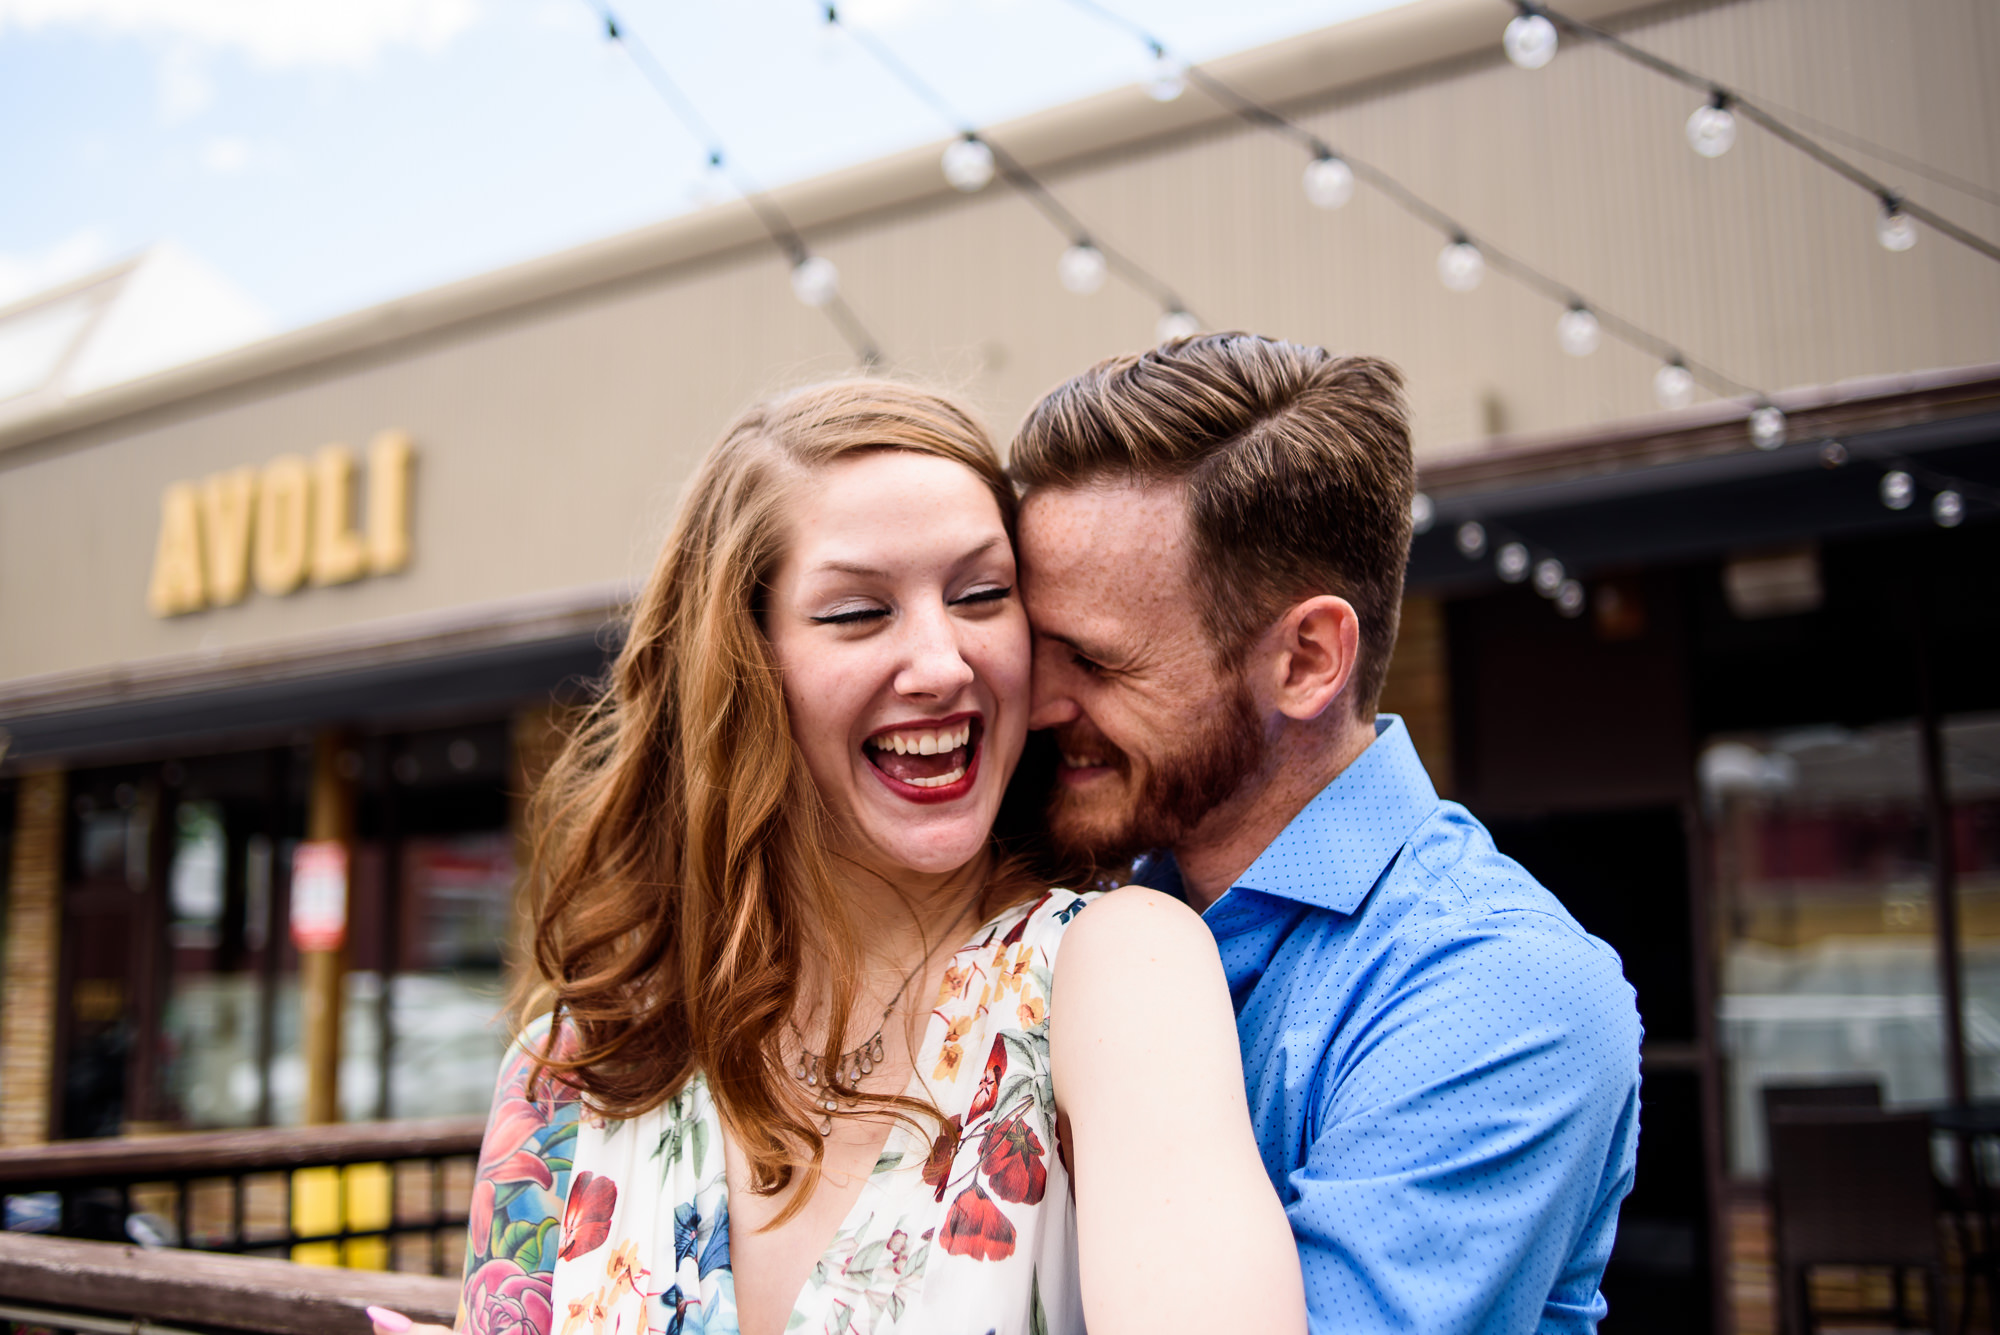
822, 4, 1204, 337
1063, 0, 1765, 417
1516, 2, 2000, 265
587, 0, 885, 365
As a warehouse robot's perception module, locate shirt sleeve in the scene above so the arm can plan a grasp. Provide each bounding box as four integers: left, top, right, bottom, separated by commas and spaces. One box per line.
1286, 909, 1643, 1335
458, 1017, 583, 1335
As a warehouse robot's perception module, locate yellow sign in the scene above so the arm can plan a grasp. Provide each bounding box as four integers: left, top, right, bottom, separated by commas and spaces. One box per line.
147, 431, 413, 617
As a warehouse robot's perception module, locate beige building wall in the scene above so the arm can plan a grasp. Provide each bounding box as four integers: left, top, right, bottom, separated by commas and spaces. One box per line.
0, 0, 1995, 689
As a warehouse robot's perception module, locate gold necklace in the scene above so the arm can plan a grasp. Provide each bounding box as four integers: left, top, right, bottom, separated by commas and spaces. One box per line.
789, 900, 974, 1135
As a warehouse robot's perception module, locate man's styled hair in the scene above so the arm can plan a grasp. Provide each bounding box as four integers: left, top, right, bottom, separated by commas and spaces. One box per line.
1011, 333, 1413, 717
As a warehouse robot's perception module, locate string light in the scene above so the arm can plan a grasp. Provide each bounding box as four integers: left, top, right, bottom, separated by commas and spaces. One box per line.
1880, 470, 1915, 510
1438, 238, 1485, 292
1059, 242, 1107, 294
1456, 521, 1488, 558
942, 135, 996, 192
1749, 404, 1787, 450
1654, 360, 1695, 409
1555, 580, 1587, 617
1557, 305, 1601, 357
1411, 492, 1435, 534
1529, 3, 2000, 266
1146, 44, 1186, 101
1877, 196, 1917, 252
1819, 440, 1849, 468
1533, 557, 1566, 597
1686, 92, 1737, 158
1302, 154, 1355, 210
829, 3, 1198, 337
1496, 542, 1531, 583
791, 255, 840, 307
1934, 490, 1965, 528
1157, 308, 1200, 341
589, 1, 883, 365
1503, 8, 1559, 70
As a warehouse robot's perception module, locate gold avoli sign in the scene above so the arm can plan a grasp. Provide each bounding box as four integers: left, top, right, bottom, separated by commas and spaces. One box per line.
147, 431, 414, 617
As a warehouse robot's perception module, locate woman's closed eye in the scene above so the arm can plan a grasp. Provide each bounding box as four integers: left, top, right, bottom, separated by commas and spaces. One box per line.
810, 604, 890, 626
950, 584, 1013, 610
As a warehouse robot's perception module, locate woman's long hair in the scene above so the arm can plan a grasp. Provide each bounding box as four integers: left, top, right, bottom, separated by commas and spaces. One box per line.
519, 379, 1065, 1216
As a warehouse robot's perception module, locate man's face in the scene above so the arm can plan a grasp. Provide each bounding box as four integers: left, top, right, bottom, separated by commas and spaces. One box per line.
1018, 480, 1268, 867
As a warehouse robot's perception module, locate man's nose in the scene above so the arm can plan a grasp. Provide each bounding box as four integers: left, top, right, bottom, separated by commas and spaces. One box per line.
894, 609, 976, 699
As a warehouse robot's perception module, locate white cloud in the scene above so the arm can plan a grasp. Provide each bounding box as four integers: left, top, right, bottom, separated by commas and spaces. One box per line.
199, 133, 250, 173
0, 0, 481, 69
0, 228, 115, 307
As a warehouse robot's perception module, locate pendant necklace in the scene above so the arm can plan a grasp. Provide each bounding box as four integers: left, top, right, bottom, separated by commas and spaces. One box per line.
790, 901, 974, 1135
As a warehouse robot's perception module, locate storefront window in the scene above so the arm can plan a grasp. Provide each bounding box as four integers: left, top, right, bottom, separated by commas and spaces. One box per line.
1947, 716, 2000, 1099
1703, 718, 1993, 1177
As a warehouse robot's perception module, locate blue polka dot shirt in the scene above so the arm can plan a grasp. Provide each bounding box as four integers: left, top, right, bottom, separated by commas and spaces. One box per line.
1135, 716, 1643, 1334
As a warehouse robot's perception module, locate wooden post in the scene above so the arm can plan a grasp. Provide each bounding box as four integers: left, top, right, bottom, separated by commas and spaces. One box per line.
301, 733, 355, 1126
1, 769, 65, 1146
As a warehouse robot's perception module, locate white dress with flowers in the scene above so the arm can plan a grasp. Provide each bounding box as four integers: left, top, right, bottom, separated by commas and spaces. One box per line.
543, 888, 1095, 1335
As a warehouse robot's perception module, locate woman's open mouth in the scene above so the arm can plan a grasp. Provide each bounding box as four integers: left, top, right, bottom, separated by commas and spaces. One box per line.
865, 714, 984, 803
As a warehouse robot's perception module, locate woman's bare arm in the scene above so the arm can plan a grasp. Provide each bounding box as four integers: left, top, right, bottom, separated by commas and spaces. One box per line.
1052, 887, 1306, 1335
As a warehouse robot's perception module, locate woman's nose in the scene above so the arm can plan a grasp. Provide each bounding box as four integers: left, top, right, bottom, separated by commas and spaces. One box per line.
894, 610, 976, 699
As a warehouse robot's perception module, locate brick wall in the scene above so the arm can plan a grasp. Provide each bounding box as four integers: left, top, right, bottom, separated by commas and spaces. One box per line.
1, 768, 64, 1146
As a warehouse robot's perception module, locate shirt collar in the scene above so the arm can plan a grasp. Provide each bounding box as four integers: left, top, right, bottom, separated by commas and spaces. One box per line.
1229, 714, 1439, 916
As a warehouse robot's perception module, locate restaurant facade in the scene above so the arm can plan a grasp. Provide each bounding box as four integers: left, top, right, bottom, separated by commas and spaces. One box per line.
2, 0, 1997, 1328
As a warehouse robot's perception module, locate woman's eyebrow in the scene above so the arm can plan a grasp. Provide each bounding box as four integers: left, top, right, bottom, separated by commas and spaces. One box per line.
809, 535, 1006, 579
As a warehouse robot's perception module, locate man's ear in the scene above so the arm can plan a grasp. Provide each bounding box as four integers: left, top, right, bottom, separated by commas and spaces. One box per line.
1258, 595, 1360, 722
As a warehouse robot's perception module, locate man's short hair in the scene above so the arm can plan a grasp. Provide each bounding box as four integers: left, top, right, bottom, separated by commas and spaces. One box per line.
1010, 333, 1413, 717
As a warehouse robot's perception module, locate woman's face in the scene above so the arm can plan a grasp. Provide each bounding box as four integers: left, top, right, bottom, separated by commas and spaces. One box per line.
764, 450, 1030, 879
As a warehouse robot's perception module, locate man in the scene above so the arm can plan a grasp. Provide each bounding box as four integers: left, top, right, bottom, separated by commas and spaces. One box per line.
1011, 334, 1642, 1333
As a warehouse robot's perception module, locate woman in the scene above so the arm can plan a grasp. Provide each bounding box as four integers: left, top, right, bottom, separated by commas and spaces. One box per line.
369, 381, 1302, 1335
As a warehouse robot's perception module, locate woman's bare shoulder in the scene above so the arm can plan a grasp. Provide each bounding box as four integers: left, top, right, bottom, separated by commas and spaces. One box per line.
1053, 884, 1217, 983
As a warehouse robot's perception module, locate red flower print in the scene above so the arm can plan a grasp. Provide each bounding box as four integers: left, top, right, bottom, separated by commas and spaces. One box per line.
999, 894, 1051, 946
463, 1258, 552, 1335
979, 1112, 1048, 1205
923, 1115, 963, 1202
558, 1171, 618, 1260
968, 1035, 1007, 1122
939, 1181, 1017, 1262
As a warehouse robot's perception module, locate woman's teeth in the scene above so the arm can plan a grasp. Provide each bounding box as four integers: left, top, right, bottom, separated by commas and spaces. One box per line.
869, 721, 973, 756
904, 765, 968, 788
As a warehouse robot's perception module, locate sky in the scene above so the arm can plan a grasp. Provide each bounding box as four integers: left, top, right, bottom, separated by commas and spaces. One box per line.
0, 0, 1416, 336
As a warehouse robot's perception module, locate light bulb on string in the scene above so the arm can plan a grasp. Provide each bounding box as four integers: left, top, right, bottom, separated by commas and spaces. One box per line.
1303, 154, 1355, 210
1654, 360, 1695, 409
1456, 521, 1487, 558
1555, 579, 1586, 618
1157, 308, 1200, 342
1503, 10, 1558, 70
1556, 305, 1600, 357
1880, 470, 1915, 510
1058, 243, 1106, 295
1146, 45, 1185, 101
1686, 93, 1736, 158
1438, 237, 1484, 292
942, 136, 995, 193
1749, 404, 1786, 450
1820, 440, 1849, 468
1411, 492, 1435, 535
686, 151, 729, 206
791, 254, 840, 308
1533, 557, 1566, 597
1934, 490, 1965, 528
1877, 197, 1917, 252
1496, 542, 1530, 583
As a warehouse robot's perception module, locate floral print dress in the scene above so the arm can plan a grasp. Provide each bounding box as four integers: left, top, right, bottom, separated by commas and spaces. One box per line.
460, 889, 1095, 1335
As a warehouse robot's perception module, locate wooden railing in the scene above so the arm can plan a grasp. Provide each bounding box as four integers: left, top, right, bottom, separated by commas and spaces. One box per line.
0, 1116, 485, 1275
0, 1232, 459, 1335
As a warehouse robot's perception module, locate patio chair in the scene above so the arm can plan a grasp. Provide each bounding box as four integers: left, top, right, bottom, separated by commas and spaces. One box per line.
1769, 1108, 1947, 1335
